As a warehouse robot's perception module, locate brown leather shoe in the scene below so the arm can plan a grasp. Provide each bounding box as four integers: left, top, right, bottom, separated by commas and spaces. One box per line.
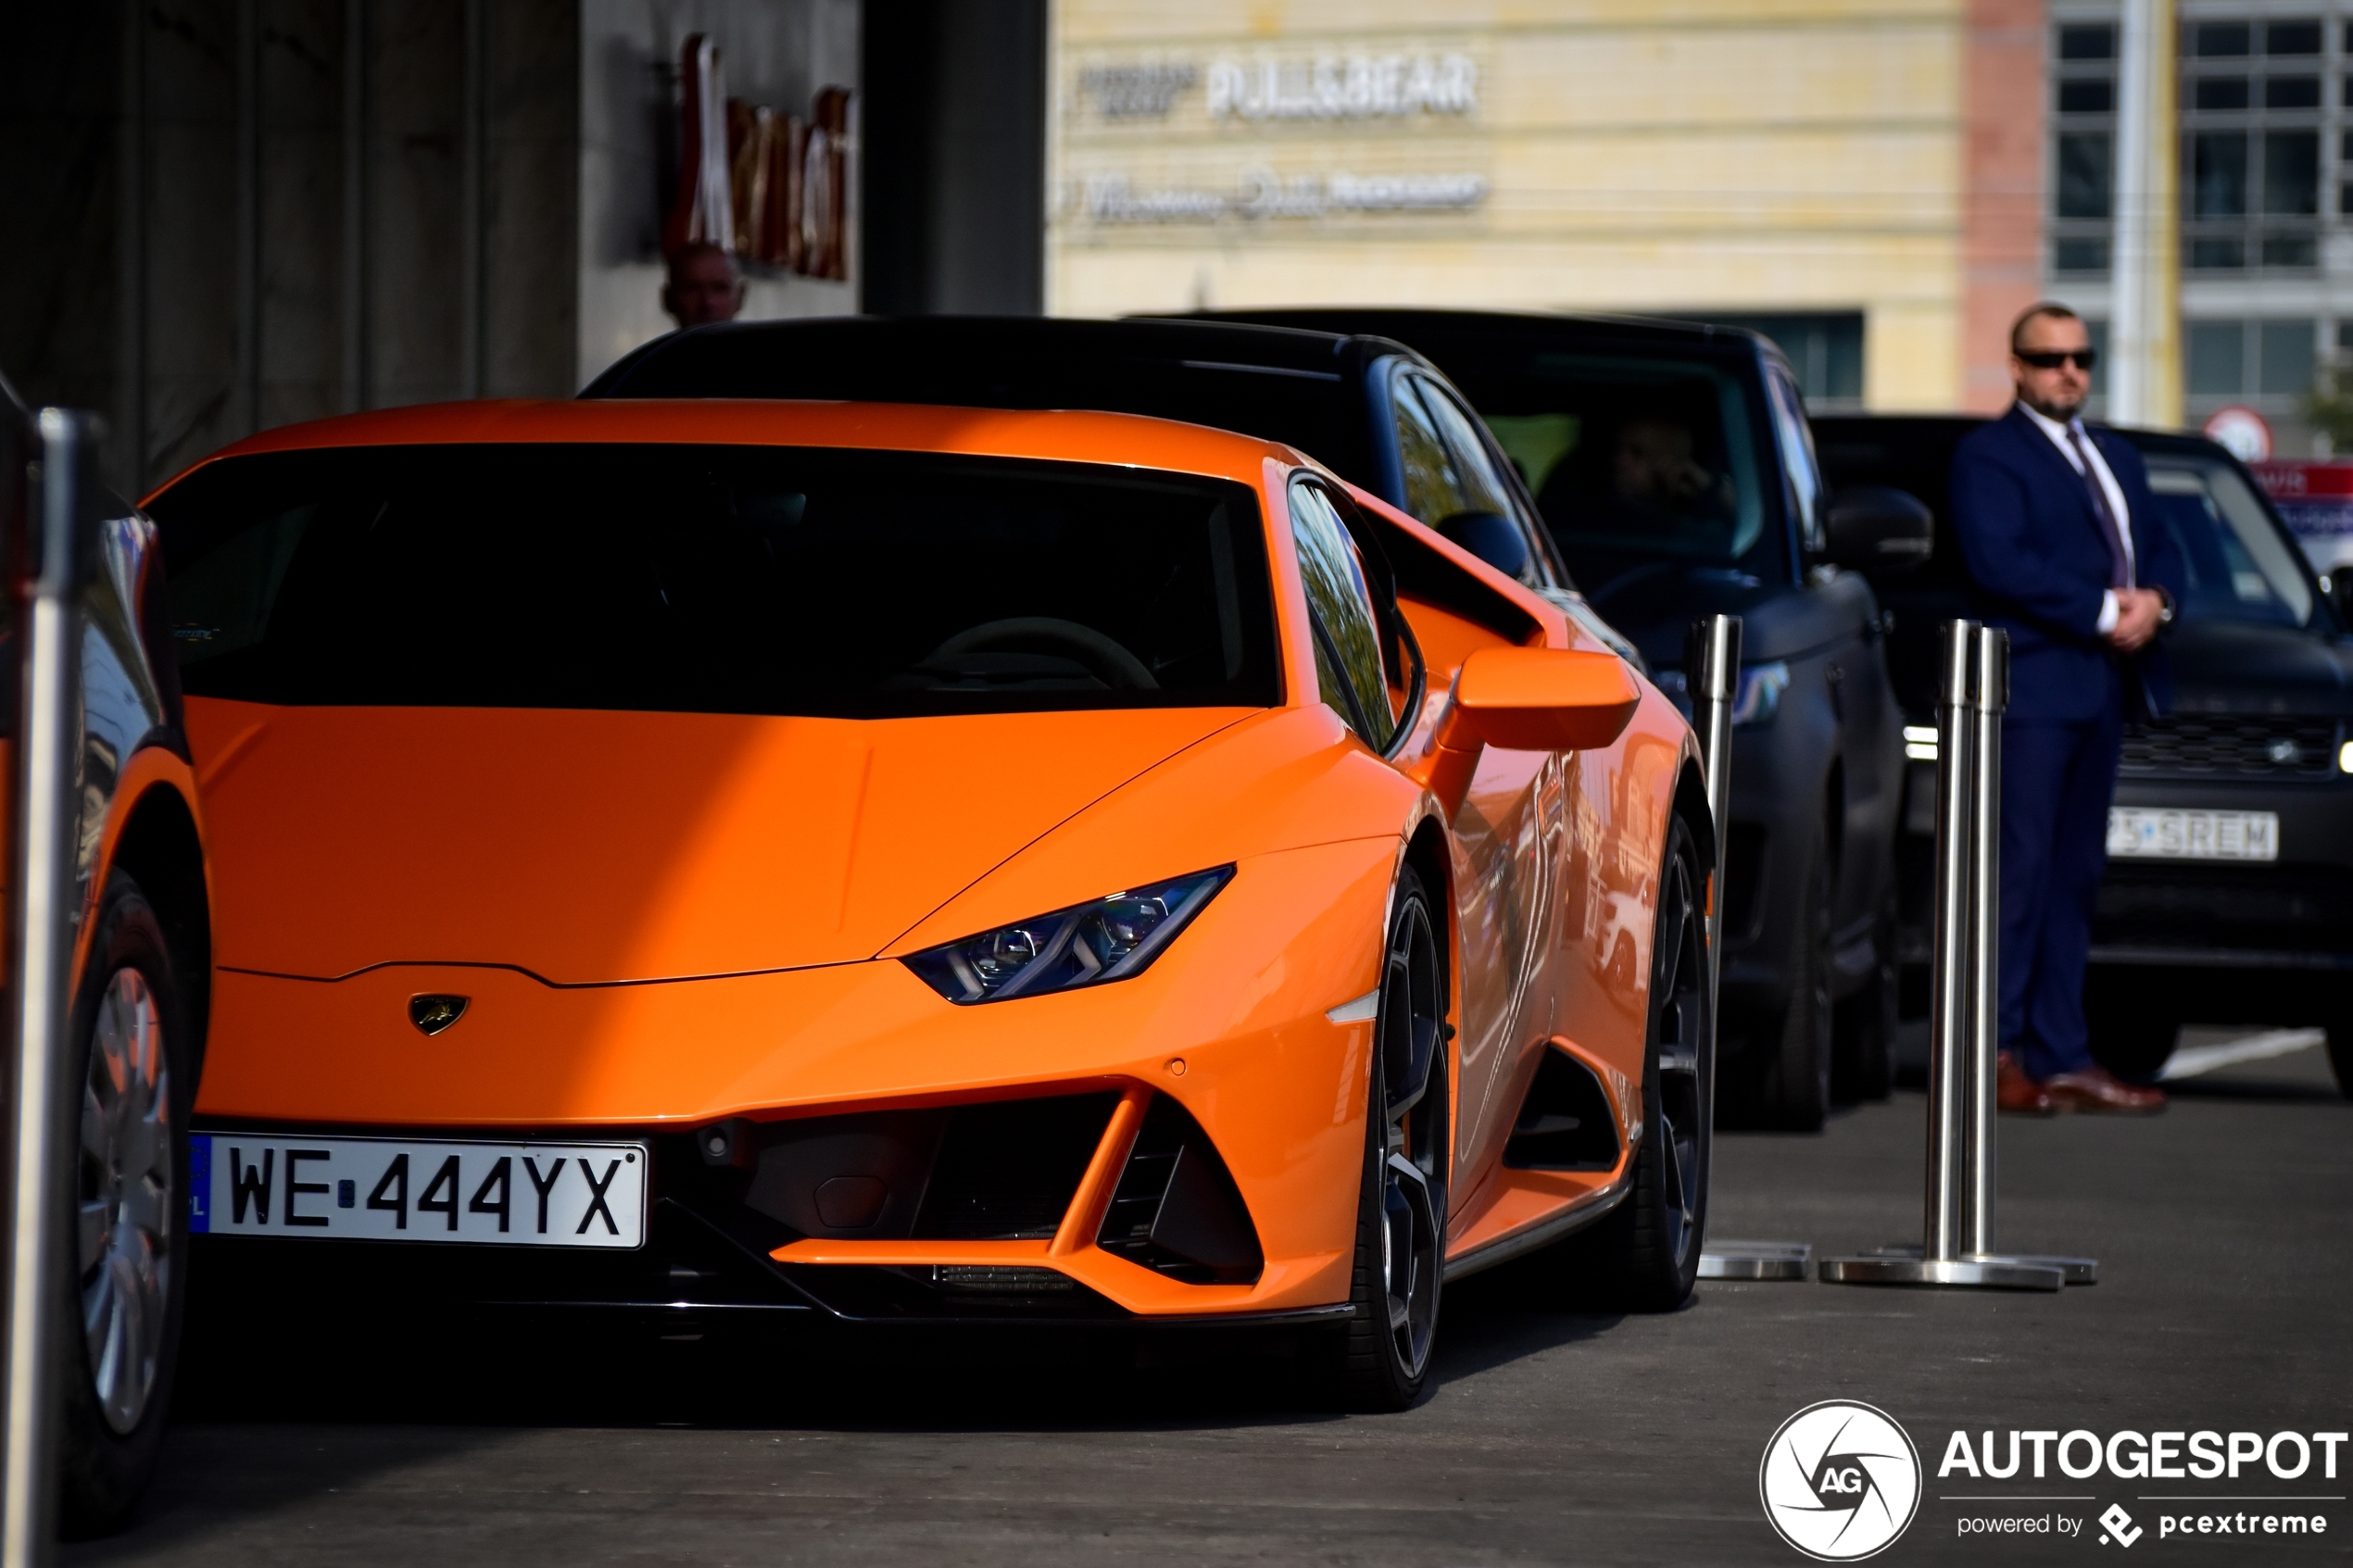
1997, 1051, 2060, 1115
2044, 1065, 2167, 1114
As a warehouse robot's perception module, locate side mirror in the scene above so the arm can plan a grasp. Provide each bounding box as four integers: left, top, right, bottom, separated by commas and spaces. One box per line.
1436, 509, 1529, 580
1412, 647, 1642, 812
1825, 485, 1934, 574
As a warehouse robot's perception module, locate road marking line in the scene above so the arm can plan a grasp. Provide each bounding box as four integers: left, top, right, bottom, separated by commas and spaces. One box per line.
2159, 1028, 2324, 1081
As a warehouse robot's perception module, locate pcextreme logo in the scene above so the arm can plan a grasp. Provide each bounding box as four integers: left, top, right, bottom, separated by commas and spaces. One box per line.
1760, 1400, 1924, 1561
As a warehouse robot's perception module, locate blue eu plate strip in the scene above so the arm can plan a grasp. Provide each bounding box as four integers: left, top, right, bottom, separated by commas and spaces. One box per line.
187, 1134, 211, 1234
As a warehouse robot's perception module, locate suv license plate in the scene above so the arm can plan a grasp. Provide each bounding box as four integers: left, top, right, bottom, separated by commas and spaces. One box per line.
2106, 808, 2279, 862
190, 1133, 648, 1248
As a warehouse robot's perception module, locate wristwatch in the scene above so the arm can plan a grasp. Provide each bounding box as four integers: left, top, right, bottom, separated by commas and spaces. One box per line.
2154, 587, 2175, 625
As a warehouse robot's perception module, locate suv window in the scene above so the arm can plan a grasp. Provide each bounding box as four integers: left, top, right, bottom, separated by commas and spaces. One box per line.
1764, 365, 1826, 555
1289, 479, 1396, 749
1391, 372, 1472, 527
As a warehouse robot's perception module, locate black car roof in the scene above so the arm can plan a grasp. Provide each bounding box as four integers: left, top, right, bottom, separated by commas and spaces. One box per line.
1174, 307, 1779, 358
1809, 410, 2229, 458
583, 314, 1428, 399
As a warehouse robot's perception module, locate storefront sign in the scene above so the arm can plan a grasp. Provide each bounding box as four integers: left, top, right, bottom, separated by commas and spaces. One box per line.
1076, 167, 1489, 223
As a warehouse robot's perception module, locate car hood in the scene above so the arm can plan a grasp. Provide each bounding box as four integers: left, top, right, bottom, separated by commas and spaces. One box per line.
2163, 618, 2353, 715
1591, 568, 1859, 671
187, 698, 1253, 985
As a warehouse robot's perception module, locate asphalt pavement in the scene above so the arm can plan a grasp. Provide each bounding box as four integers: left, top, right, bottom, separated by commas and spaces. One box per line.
69, 1028, 2350, 1567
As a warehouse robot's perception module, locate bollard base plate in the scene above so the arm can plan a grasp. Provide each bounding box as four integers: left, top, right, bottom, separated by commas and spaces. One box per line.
1697, 1241, 1812, 1281
1818, 1254, 2064, 1291
1855, 1243, 2096, 1286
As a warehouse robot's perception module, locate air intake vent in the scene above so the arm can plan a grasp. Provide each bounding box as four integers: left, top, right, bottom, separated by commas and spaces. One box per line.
1503, 1046, 1622, 1171
1096, 1094, 1263, 1285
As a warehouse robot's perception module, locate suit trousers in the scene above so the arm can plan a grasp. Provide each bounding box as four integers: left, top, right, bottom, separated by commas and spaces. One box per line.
1997, 701, 2124, 1080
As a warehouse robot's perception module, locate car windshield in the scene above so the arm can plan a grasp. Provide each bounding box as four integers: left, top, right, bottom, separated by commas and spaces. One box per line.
2142, 455, 2316, 627
148, 444, 1281, 717
1454, 351, 1780, 592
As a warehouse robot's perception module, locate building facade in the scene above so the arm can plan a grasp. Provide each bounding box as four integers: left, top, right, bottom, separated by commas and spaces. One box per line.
2052, 1, 2353, 450
1049, 0, 2047, 413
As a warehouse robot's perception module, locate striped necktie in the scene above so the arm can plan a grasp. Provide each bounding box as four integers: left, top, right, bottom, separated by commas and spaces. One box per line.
2065, 425, 2133, 590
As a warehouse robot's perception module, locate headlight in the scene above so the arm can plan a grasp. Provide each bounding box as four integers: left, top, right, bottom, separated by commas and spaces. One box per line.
902, 867, 1234, 1005
1731, 661, 1791, 728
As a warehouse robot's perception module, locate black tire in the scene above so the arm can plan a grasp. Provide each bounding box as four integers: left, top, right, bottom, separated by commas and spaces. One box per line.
1324, 867, 1449, 1411
2088, 985, 2178, 1084
1551, 814, 1712, 1311
1832, 897, 1898, 1103
1734, 832, 1831, 1130
57, 875, 191, 1538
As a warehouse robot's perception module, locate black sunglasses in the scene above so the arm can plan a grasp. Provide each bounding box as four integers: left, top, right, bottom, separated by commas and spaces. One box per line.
2018, 348, 2097, 370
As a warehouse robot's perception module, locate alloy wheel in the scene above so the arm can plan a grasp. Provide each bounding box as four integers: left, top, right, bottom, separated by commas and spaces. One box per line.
78, 967, 171, 1436
1651, 848, 1707, 1272
1377, 891, 1447, 1380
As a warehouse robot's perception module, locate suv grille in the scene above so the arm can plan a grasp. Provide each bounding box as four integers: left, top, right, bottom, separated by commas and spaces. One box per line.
2120, 714, 2340, 779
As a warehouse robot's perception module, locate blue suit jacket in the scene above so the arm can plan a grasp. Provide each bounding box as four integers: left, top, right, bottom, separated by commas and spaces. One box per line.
1948, 407, 2187, 723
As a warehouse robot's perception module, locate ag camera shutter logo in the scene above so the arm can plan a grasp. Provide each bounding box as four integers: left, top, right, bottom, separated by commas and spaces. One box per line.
1760, 1400, 1923, 1561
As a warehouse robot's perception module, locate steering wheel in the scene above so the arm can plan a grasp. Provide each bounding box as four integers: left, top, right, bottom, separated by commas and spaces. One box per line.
923, 618, 1159, 690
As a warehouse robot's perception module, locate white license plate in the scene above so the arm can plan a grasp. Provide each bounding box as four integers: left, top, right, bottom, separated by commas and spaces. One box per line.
190, 1133, 648, 1248
2106, 808, 2280, 862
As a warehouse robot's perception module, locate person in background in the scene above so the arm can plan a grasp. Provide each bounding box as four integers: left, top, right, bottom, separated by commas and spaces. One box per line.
1949, 302, 2186, 1115
661, 242, 744, 329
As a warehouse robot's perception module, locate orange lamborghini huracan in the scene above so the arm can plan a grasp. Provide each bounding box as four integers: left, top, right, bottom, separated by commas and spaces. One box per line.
149, 398, 1714, 1408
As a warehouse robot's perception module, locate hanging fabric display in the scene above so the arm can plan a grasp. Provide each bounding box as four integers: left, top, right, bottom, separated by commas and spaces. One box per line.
663, 34, 734, 257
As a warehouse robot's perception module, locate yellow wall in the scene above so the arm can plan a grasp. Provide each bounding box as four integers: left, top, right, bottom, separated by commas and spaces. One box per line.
1051, 0, 1969, 408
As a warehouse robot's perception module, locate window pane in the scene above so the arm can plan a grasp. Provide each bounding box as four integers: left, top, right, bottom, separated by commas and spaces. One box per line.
2263, 132, 2320, 214
2188, 321, 2246, 395
2264, 19, 2322, 55
2055, 236, 2111, 272
2192, 132, 2249, 216
1288, 483, 1393, 748
2058, 132, 2113, 218
1412, 378, 1517, 520
2058, 79, 2114, 113
2196, 77, 2251, 110
2261, 232, 2320, 268
2336, 321, 2353, 354
2266, 75, 2322, 109
2259, 321, 2316, 393
146, 445, 1282, 716
2195, 21, 2251, 56
2343, 180, 2353, 216
2059, 24, 2114, 59
2190, 235, 2248, 270
1390, 376, 1470, 526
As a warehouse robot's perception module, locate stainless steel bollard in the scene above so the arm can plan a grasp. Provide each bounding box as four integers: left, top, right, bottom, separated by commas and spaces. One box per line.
1963, 626, 2006, 1258
2, 410, 92, 1567
1688, 614, 1740, 1027
1924, 619, 1975, 1262
1688, 617, 1814, 1285
1820, 621, 2068, 1291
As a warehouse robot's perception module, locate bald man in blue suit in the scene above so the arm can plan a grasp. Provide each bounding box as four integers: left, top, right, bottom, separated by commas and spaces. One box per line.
1948, 303, 2185, 1114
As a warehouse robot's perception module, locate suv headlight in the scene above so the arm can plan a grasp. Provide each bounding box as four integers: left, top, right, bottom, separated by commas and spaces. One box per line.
902, 867, 1235, 1005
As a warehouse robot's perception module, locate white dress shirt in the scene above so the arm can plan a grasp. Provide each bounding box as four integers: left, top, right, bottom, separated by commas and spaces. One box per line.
2016, 400, 2135, 633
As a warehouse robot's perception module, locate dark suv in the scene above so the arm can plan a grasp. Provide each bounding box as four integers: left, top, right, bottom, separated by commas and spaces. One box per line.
1183, 310, 1922, 1125
1815, 415, 2353, 1095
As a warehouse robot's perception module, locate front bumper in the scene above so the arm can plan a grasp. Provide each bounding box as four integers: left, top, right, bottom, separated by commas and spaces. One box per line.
2091, 774, 2353, 978
191, 838, 1399, 1322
